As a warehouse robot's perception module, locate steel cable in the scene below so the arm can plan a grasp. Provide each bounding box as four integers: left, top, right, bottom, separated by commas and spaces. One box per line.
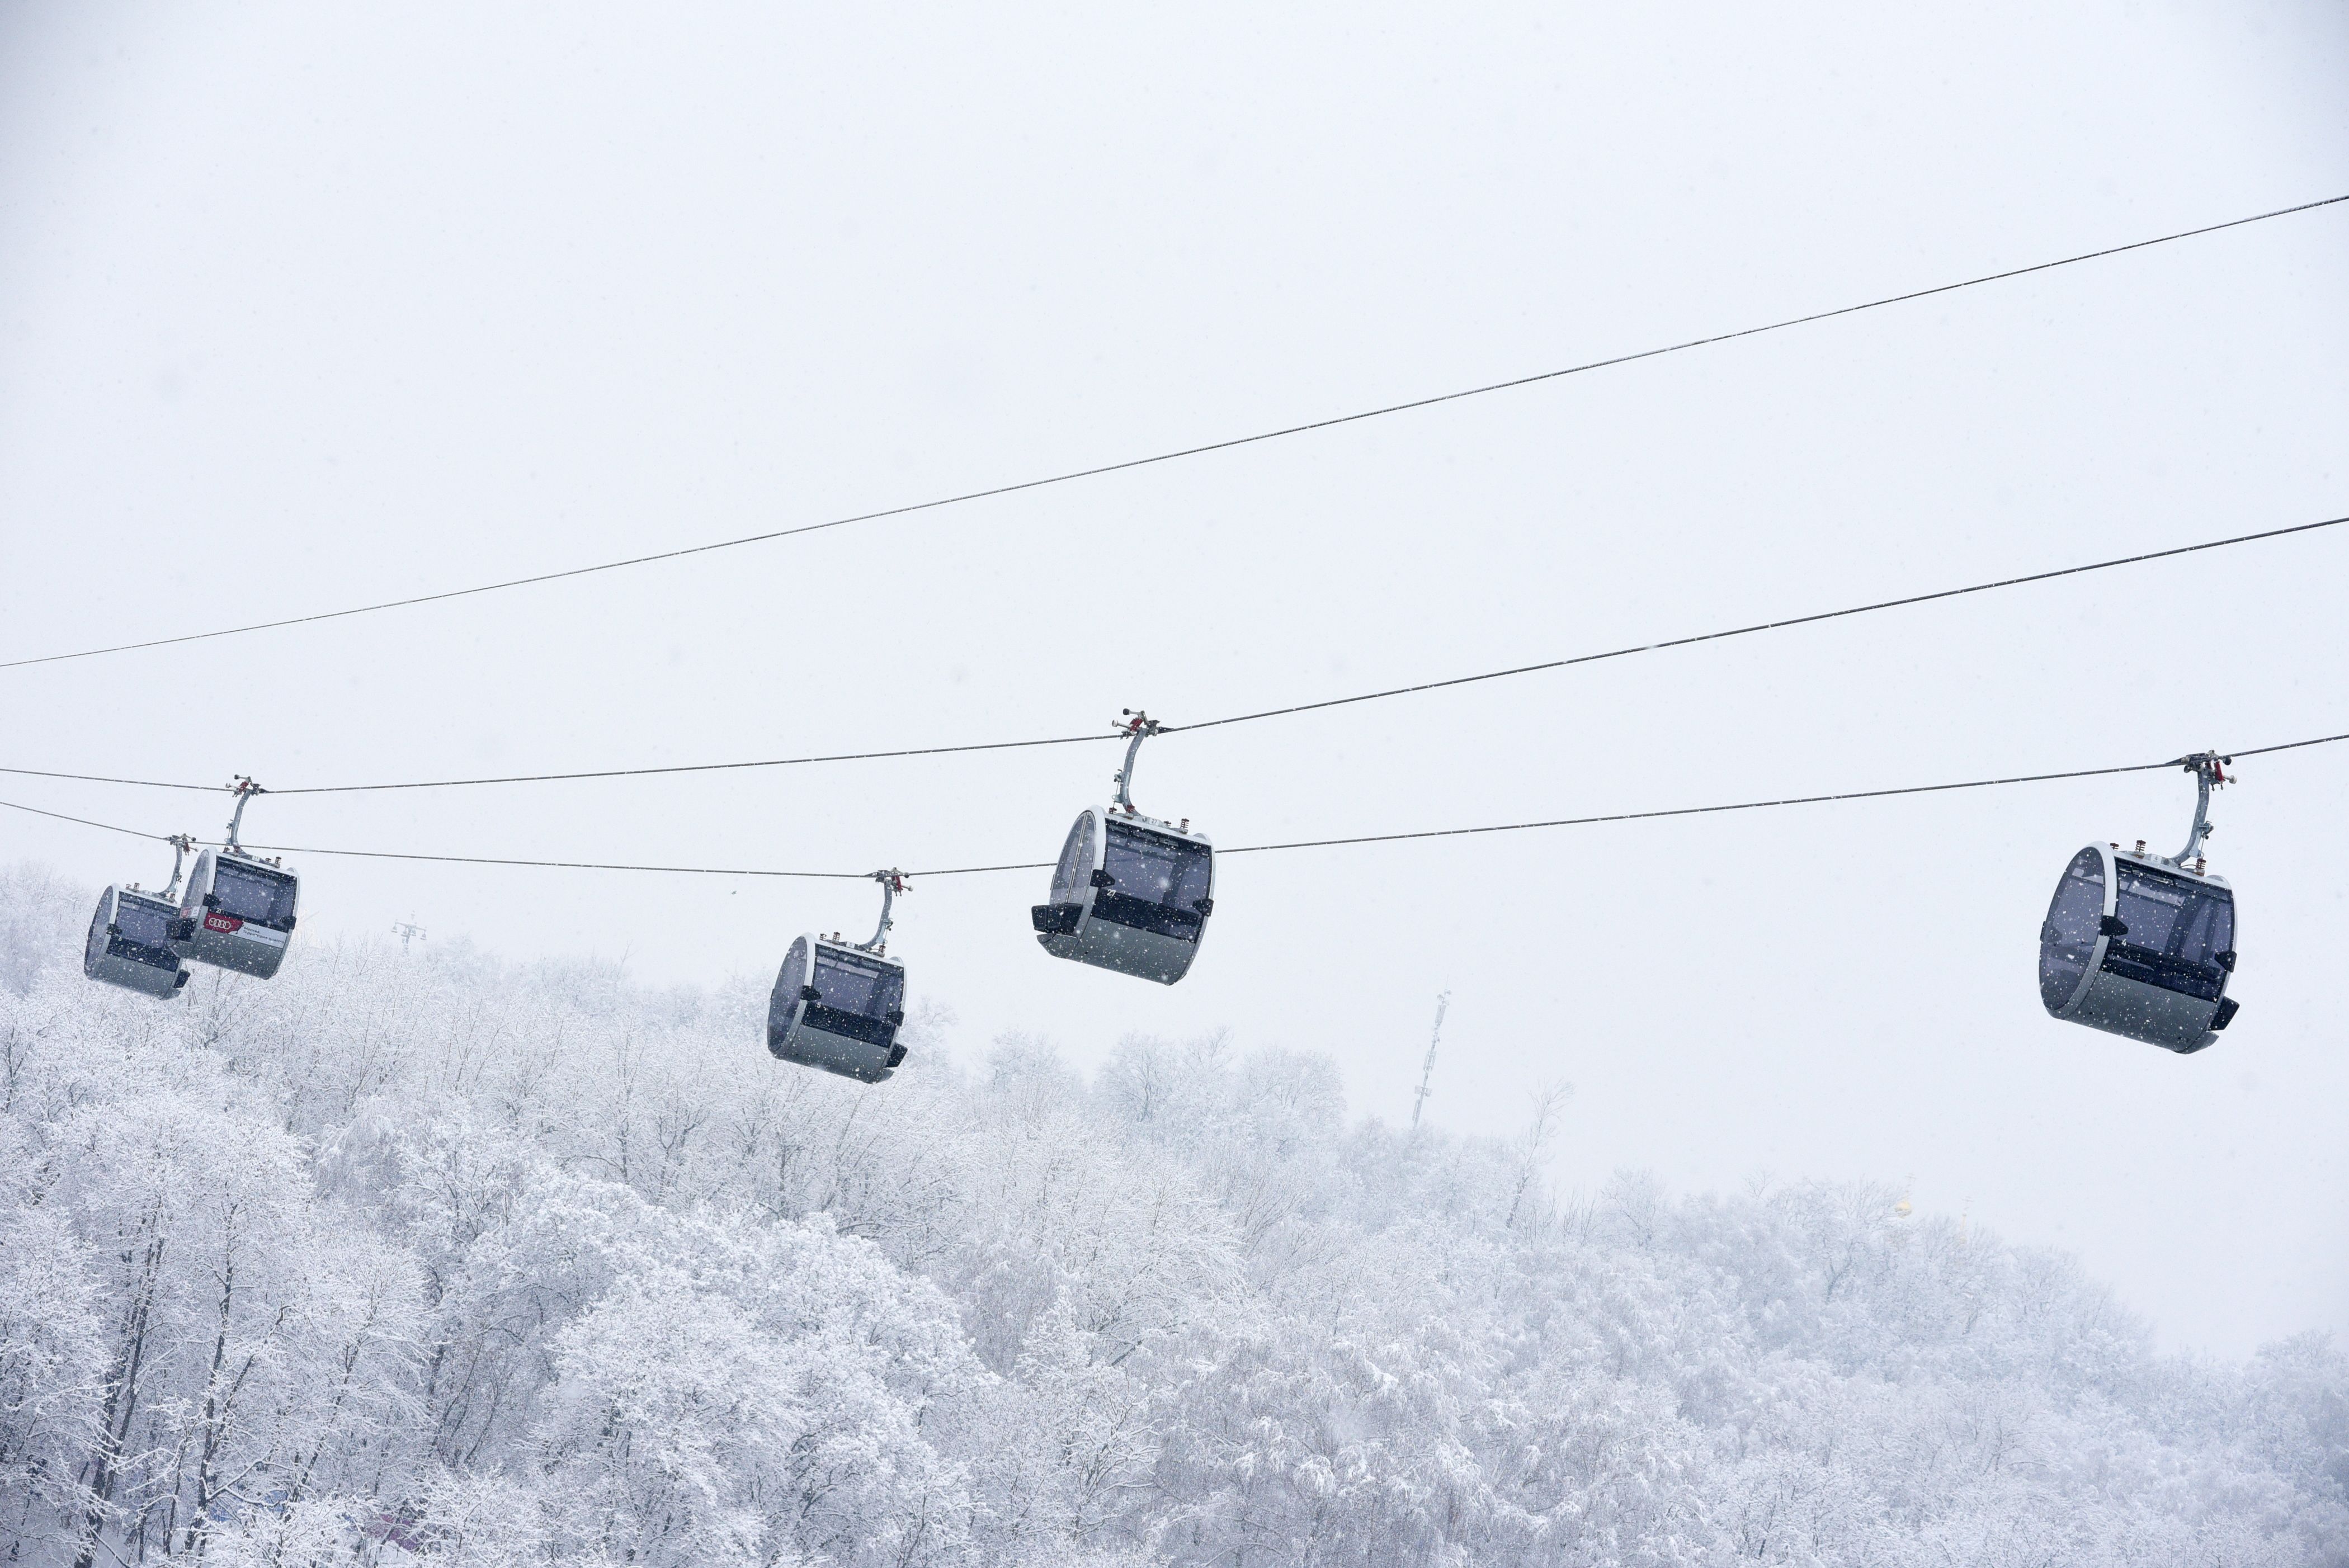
5, 192, 2341, 674
6, 512, 2341, 798
10, 730, 2343, 880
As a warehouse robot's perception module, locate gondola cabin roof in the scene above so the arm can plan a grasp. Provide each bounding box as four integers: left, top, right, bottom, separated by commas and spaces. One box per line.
768, 931, 907, 1084
2110, 843, 2231, 892
1101, 807, 1213, 847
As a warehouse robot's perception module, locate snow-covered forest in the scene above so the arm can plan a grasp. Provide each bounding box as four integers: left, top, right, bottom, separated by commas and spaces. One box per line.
1, 861, 2342, 1567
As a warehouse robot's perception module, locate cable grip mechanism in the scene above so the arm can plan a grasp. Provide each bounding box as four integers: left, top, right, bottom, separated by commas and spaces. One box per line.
857, 869, 908, 954
224, 776, 266, 856
2172, 752, 2231, 866
1112, 710, 1162, 816
162, 833, 196, 903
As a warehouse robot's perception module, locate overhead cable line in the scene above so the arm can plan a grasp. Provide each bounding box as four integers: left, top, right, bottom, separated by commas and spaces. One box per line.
0, 731, 1112, 796
9, 731, 2343, 880
4, 511, 2342, 797
6, 191, 2343, 676
1159, 512, 2349, 736
0, 797, 176, 840
1207, 730, 2349, 860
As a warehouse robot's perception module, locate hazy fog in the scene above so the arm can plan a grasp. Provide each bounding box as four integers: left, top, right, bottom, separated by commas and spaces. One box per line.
2, 2, 2344, 1357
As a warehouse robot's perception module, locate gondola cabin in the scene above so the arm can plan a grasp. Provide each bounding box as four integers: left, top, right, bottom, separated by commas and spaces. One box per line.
1031, 807, 1215, 985
178, 849, 300, 979
2039, 843, 2237, 1054
767, 934, 908, 1083
83, 886, 191, 998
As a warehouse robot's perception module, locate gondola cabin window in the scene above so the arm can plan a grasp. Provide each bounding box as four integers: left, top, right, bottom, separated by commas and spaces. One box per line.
813, 950, 904, 1021
2109, 863, 2233, 1000
112, 896, 176, 951
1103, 823, 1211, 910
211, 858, 298, 927
2038, 849, 2105, 1010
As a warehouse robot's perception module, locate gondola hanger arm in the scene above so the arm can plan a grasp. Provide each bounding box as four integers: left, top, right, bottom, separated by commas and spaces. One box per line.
2171, 752, 2232, 866
162, 832, 195, 903
857, 868, 908, 954
1112, 710, 1163, 816
225, 776, 267, 854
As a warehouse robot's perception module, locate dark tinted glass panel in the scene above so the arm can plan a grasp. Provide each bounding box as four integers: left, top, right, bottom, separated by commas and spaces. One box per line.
213, 859, 298, 925
804, 1006, 896, 1048
2038, 849, 2104, 1011
768, 939, 810, 1054
113, 899, 174, 948
2105, 863, 2234, 1000
1092, 890, 1202, 941
2101, 945, 2226, 1002
812, 950, 906, 1019
2177, 887, 2233, 967
1051, 813, 1095, 904
1102, 823, 1211, 910
2115, 865, 2233, 966
775, 940, 808, 1006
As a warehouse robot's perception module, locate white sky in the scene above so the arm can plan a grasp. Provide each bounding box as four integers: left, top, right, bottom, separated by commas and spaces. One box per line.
2, 2, 2344, 1355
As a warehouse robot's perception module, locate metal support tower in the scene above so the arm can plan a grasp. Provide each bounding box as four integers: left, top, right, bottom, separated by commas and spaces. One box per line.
1410, 991, 1450, 1131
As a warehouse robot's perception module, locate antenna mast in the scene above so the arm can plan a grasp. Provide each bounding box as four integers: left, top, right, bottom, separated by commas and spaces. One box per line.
1411, 991, 1450, 1131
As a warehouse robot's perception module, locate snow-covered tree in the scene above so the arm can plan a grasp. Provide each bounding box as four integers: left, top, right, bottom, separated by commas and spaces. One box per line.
0, 860, 2340, 1567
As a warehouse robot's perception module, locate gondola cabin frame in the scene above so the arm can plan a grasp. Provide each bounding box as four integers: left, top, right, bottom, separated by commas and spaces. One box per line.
1031, 805, 1215, 985
84, 885, 192, 999
767, 933, 909, 1084
2038, 842, 2238, 1054
177, 849, 300, 979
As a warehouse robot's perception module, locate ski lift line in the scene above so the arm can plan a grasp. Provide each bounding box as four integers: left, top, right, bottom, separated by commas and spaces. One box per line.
279, 731, 1110, 794
0, 795, 173, 840
10, 733, 2343, 881
0, 797, 878, 876
234, 845, 888, 880
0, 767, 221, 794
7, 511, 2343, 799
1161, 512, 2349, 736
5, 194, 2343, 676
1210, 736, 2349, 859
220, 730, 2349, 868
0, 734, 1114, 796
0, 731, 1114, 795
